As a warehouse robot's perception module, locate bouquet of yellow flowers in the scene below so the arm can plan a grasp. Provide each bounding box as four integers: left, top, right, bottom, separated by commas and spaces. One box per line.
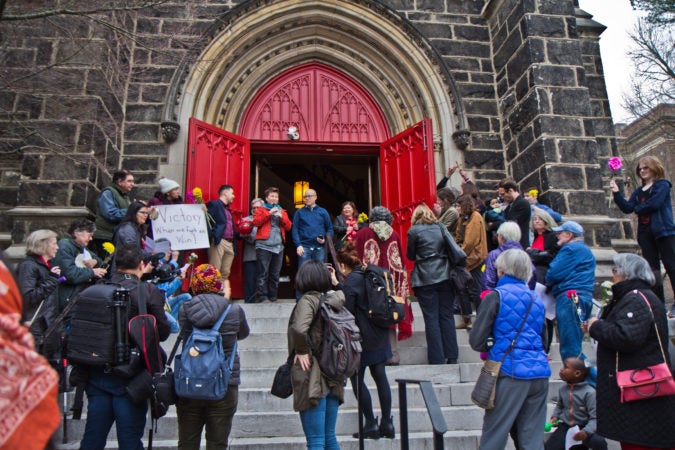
357, 212, 368, 225
100, 242, 115, 269
188, 187, 215, 226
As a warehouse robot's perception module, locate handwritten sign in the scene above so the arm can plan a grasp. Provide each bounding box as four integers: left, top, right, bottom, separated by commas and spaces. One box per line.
151, 204, 210, 251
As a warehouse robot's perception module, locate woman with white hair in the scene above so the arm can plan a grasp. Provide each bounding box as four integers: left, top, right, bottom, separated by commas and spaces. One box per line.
15, 229, 62, 362
585, 253, 675, 449
481, 221, 535, 291
470, 249, 550, 449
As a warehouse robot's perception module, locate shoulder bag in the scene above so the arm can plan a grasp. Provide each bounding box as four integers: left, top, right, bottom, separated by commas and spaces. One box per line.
616, 290, 675, 403
271, 351, 294, 399
471, 294, 534, 409
437, 223, 466, 267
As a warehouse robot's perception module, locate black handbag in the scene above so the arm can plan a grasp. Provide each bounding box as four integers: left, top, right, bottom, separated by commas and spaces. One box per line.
151, 336, 182, 418
271, 352, 294, 399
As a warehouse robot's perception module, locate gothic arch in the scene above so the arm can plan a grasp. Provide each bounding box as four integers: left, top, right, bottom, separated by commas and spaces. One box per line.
162, 0, 467, 178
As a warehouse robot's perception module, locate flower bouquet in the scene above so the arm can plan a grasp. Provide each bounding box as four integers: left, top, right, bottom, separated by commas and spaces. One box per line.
187, 187, 215, 227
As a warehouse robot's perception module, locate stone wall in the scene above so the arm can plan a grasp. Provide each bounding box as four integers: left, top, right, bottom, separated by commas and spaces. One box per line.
0, 0, 621, 252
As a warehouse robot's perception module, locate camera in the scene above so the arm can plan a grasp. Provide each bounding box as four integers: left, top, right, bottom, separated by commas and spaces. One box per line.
148, 263, 181, 284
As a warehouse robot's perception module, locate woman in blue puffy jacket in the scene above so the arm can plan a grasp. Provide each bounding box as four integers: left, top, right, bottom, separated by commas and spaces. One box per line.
610, 155, 675, 301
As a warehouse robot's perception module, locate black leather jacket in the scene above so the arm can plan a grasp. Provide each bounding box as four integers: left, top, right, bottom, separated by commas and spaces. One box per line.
406, 223, 451, 288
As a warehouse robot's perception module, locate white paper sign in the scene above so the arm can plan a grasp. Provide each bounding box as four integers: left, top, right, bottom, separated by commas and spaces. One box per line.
150, 204, 210, 251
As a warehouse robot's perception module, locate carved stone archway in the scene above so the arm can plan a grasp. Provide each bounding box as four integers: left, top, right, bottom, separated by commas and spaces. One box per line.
160, 0, 467, 181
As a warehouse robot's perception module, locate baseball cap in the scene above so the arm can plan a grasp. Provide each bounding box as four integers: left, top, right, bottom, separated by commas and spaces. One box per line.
552, 221, 583, 236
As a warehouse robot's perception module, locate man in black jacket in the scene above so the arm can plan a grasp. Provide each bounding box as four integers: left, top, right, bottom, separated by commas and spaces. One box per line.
499, 177, 531, 249
79, 244, 170, 450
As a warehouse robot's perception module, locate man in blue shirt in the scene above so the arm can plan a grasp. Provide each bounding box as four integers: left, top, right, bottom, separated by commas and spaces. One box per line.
292, 189, 333, 268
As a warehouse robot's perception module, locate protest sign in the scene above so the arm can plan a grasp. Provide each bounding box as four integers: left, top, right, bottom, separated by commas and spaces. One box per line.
151, 204, 210, 250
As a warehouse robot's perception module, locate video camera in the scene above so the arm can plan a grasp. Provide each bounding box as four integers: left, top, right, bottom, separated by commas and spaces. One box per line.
142, 252, 164, 268
149, 262, 181, 284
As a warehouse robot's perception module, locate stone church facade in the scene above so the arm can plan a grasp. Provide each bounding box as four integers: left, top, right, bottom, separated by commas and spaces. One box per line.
0, 0, 627, 261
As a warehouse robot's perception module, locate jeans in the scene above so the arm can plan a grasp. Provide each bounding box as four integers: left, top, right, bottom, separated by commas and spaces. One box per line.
244, 260, 258, 303
256, 249, 284, 301
638, 228, 675, 302
168, 293, 192, 319
176, 385, 238, 450
79, 370, 147, 450
555, 291, 592, 361
299, 392, 340, 450
297, 246, 326, 267
414, 281, 458, 364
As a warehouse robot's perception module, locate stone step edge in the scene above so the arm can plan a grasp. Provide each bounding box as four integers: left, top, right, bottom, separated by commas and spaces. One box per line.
55, 430, 483, 449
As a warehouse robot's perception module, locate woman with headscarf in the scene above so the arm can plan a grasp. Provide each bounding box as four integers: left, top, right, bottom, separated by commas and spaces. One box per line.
354, 205, 410, 364
585, 253, 675, 449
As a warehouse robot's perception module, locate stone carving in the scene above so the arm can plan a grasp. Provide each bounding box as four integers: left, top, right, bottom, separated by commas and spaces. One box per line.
161, 121, 181, 143
452, 129, 471, 150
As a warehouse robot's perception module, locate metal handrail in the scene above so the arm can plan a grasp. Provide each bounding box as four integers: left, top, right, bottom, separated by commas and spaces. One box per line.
396, 378, 447, 450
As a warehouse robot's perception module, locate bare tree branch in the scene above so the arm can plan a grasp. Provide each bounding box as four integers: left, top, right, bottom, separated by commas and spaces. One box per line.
0, 1, 169, 21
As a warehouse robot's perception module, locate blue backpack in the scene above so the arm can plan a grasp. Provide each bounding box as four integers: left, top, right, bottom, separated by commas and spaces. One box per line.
174, 304, 237, 400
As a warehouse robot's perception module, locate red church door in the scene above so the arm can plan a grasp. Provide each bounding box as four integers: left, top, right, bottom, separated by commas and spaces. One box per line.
380, 119, 436, 271
186, 118, 250, 298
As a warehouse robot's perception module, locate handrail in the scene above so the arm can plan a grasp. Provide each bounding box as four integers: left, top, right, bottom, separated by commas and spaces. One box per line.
396, 378, 447, 450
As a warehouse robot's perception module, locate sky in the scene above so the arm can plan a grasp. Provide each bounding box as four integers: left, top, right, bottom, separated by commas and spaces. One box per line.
578, 0, 640, 124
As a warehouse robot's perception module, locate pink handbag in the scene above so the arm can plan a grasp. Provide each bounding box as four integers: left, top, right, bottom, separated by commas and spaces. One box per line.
616, 290, 675, 403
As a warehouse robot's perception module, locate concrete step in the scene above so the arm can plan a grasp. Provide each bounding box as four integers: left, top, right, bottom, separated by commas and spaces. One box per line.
56, 430, 489, 450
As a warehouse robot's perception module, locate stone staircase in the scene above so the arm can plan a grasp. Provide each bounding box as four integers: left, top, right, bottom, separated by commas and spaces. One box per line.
54, 300, 612, 450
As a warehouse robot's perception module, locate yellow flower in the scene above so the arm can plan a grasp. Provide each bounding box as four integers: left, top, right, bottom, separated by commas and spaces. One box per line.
192, 187, 203, 202
528, 189, 539, 198
357, 212, 368, 224
102, 242, 115, 255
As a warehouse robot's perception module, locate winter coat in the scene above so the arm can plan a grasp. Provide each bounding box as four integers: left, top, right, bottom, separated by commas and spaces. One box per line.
504, 194, 532, 248
253, 206, 292, 242
588, 279, 675, 448
354, 223, 408, 297
613, 179, 675, 240
438, 206, 459, 235
406, 223, 451, 288
545, 239, 596, 298
15, 254, 61, 358
552, 381, 598, 435
207, 199, 236, 247
342, 268, 389, 356
113, 222, 144, 251
53, 236, 103, 311
455, 211, 488, 271
93, 185, 131, 241
287, 290, 346, 412
470, 275, 550, 380
481, 240, 536, 291
179, 293, 250, 386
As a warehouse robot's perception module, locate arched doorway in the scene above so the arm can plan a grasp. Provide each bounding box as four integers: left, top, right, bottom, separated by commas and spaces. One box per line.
186, 63, 436, 298
173, 0, 463, 298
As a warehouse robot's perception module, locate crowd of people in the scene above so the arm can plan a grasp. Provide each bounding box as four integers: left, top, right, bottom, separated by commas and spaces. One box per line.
2, 154, 675, 450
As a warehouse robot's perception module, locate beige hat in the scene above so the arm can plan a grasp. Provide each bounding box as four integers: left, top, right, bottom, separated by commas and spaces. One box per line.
158, 177, 180, 194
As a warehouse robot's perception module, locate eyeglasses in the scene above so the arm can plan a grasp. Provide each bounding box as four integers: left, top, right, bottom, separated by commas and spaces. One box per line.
638, 166, 650, 171
303, 194, 316, 198
138, 211, 149, 216
611, 267, 618, 274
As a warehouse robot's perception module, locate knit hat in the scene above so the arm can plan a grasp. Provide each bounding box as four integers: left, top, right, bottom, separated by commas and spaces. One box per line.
369, 206, 393, 225
190, 264, 222, 294
158, 177, 180, 194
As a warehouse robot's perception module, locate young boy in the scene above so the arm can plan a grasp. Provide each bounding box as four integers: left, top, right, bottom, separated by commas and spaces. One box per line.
545, 357, 607, 450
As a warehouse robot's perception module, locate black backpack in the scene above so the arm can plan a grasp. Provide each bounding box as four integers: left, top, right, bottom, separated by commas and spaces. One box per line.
311, 293, 362, 380
363, 265, 406, 328
66, 281, 133, 367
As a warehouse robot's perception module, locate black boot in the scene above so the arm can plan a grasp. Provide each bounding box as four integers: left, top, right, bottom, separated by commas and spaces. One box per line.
380, 415, 395, 439
352, 416, 380, 439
